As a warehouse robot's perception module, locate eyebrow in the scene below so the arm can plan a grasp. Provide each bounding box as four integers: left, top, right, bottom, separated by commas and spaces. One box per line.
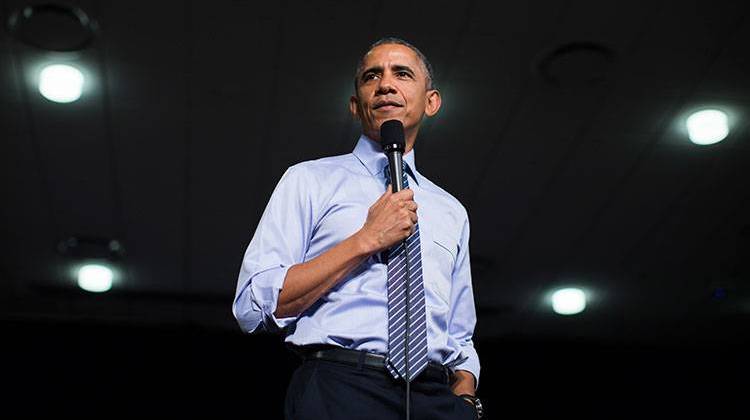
392, 64, 416, 75
360, 64, 417, 79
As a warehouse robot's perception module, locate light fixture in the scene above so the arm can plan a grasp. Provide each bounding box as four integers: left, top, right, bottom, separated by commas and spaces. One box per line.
77, 264, 113, 293
551, 287, 587, 315
38, 64, 84, 103
58, 236, 124, 292
7, 3, 97, 52
686, 109, 729, 145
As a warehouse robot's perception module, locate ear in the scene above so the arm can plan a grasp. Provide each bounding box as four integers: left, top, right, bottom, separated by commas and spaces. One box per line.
424, 89, 441, 117
349, 95, 360, 120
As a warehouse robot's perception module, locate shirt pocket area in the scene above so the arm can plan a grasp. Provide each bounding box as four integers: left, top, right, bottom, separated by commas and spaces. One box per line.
426, 230, 458, 304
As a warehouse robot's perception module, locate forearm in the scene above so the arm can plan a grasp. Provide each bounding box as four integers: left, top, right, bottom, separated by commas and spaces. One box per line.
274, 230, 377, 318
273, 186, 415, 319
451, 370, 477, 396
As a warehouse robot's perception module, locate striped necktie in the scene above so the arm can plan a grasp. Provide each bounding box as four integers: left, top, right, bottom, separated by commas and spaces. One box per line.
383, 161, 428, 382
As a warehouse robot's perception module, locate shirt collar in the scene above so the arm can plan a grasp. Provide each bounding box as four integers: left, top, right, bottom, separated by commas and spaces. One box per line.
352, 134, 421, 186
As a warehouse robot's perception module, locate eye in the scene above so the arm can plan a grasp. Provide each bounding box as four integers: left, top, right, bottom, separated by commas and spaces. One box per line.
363, 72, 379, 81
396, 71, 412, 78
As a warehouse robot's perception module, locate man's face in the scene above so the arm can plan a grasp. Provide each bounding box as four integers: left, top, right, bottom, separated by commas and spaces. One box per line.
350, 43, 440, 142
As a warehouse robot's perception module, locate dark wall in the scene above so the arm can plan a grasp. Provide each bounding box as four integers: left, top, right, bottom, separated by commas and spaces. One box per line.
4, 320, 745, 418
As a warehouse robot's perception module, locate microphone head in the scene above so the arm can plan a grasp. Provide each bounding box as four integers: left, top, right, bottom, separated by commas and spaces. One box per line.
379, 120, 405, 153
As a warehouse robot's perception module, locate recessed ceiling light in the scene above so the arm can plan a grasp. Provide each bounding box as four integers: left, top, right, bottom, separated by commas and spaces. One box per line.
686, 109, 729, 145
77, 264, 113, 293
536, 42, 615, 87
7, 3, 97, 52
551, 288, 586, 315
38, 64, 84, 103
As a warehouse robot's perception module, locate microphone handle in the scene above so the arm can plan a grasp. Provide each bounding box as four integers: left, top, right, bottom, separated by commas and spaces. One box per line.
387, 150, 405, 193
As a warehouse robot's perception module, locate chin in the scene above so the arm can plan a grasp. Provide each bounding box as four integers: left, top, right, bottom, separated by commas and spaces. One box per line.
375, 116, 404, 127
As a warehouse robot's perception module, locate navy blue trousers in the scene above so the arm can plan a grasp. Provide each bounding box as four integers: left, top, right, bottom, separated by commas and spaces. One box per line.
284, 359, 477, 420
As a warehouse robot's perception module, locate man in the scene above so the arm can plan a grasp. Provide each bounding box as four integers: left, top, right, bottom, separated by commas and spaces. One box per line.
232, 38, 482, 419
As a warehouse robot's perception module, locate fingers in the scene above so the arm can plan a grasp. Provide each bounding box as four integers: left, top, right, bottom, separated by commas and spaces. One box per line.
382, 184, 393, 198
393, 188, 414, 201
399, 218, 415, 237
390, 190, 418, 224
387, 189, 414, 209
373, 185, 393, 206
398, 200, 418, 215
404, 220, 417, 237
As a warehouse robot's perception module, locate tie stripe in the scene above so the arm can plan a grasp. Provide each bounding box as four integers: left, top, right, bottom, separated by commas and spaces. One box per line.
384, 161, 428, 382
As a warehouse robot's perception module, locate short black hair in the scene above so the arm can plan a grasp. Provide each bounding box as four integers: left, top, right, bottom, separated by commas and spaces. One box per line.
353, 37, 435, 92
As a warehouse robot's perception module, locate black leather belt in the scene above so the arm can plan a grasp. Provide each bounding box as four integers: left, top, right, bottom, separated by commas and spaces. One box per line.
291, 344, 451, 385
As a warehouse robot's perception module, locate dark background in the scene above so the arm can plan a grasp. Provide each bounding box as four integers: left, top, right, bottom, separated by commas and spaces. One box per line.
6, 319, 746, 418
2, 0, 749, 418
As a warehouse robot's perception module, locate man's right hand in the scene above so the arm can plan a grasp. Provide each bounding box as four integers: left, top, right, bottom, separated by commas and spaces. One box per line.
276, 185, 418, 318
357, 185, 419, 255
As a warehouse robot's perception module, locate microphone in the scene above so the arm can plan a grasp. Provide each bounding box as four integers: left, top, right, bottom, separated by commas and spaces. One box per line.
380, 120, 406, 193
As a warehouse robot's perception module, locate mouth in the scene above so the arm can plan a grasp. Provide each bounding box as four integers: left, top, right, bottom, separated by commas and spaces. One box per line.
373, 100, 403, 111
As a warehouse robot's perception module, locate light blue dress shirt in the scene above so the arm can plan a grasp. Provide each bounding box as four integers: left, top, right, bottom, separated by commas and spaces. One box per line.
232, 135, 480, 385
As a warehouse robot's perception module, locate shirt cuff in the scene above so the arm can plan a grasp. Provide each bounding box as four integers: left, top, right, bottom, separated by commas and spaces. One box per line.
233, 265, 297, 333
453, 344, 481, 390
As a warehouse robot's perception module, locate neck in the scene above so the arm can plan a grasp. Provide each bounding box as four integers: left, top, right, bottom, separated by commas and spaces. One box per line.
404, 129, 417, 154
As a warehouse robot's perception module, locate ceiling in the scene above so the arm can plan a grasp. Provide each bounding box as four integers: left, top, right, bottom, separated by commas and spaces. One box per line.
1, 0, 748, 345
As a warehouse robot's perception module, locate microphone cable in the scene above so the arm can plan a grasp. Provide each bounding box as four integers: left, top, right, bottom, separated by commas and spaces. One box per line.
402, 223, 412, 420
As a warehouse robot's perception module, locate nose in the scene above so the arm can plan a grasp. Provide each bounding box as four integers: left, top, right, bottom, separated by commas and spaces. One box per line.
376, 72, 397, 95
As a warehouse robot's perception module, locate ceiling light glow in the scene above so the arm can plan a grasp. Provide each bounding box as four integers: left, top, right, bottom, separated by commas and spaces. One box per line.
38, 64, 84, 103
686, 109, 729, 145
551, 288, 586, 315
77, 264, 113, 293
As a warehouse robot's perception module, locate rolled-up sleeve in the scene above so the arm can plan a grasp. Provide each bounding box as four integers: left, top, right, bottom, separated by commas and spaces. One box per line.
232, 164, 315, 333
448, 213, 481, 389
